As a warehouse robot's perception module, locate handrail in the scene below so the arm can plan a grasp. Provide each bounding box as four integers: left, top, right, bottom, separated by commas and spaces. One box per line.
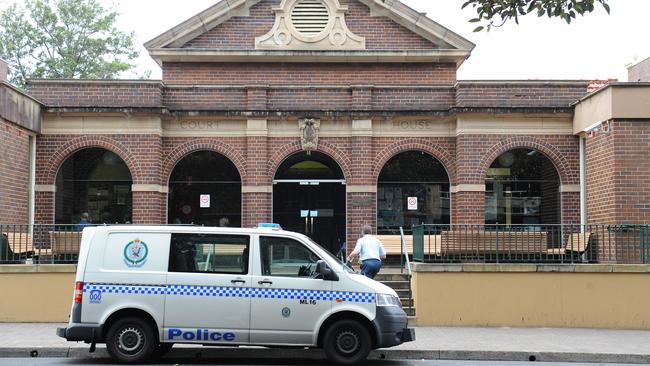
399, 227, 412, 277
400, 226, 414, 314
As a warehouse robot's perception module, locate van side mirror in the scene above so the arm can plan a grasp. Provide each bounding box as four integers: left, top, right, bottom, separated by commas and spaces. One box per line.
316, 260, 339, 281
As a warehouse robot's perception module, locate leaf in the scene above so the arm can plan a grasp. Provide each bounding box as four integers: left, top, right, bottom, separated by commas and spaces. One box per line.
473, 25, 485, 32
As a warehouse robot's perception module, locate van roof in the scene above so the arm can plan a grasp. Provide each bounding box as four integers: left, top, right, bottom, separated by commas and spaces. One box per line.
84, 225, 288, 235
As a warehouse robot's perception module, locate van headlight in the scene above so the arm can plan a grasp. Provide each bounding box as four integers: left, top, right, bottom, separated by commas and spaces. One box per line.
376, 294, 401, 307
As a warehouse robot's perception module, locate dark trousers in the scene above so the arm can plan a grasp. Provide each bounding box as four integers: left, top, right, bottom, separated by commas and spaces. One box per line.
360, 259, 382, 279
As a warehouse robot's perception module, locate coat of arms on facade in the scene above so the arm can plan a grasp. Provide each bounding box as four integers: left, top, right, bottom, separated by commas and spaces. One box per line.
300, 118, 320, 153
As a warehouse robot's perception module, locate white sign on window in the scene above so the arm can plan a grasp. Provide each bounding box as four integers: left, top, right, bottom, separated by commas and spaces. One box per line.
200, 194, 211, 208
407, 197, 418, 211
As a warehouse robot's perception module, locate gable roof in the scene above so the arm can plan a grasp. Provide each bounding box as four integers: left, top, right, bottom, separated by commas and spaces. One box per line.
145, 0, 475, 66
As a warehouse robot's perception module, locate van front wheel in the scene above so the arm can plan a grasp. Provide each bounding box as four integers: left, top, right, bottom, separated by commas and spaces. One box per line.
322, 319, 371, 365
106, 317, 156, 364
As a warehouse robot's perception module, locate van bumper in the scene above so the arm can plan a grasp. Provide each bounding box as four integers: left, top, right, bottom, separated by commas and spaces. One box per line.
57, 323, 103, 343
372, 306, 415, 348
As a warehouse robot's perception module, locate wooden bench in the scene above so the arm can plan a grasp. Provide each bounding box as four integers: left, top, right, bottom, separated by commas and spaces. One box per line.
50, 231, 82, 256
376, 235, 412, 256
5, 232, 33, 254
1, 232, 53, 260
376, 235, 442, 256
547, 233, 592, 256
439, 230, 548, 257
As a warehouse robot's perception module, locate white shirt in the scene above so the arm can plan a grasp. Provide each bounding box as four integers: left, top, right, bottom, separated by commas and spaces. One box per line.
353, 235, 386, 261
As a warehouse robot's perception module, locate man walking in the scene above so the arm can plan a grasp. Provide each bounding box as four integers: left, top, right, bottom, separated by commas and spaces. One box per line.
347, 225, 386, 279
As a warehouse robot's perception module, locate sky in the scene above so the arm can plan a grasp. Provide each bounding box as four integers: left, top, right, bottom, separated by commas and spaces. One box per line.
3, 0, 650, 81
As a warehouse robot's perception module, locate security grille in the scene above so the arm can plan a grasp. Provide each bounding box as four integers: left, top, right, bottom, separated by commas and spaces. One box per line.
291, 0, 330, 36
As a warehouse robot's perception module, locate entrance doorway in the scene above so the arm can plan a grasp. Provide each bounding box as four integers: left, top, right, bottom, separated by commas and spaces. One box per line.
273, 152, 346, 254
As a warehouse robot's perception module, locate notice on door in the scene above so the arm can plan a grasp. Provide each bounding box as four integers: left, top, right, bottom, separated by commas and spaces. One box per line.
407, 197, 418, 211
200, 194, 211, 208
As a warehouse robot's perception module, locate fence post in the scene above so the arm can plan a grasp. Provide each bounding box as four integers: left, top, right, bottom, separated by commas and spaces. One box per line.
495, 223, 500, 264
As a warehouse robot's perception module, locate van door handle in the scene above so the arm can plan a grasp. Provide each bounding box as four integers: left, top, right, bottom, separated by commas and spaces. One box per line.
231, 279, 246, 284
258, 280, 273, 285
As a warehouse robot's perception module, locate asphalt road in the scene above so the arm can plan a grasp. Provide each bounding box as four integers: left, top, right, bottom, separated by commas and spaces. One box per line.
0, 359, 646, 366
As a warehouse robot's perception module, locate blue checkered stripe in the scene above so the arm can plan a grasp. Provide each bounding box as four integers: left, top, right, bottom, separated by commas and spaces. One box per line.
84, 284, 166, 295
84, 284, 375, 303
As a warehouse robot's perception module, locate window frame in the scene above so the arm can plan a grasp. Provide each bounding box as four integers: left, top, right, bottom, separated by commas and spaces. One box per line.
259, 235, 323, 279
168, 232, 251, 275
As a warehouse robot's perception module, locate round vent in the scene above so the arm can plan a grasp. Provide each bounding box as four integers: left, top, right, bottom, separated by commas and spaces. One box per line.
291, 0, 330, 36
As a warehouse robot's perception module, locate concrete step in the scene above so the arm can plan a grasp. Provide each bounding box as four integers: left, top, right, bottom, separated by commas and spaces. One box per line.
394, 289, 411, 298
404, 307, 416, 317
374, 273, 410, 281
379, 280, 410, 290
400, 297, 412, 307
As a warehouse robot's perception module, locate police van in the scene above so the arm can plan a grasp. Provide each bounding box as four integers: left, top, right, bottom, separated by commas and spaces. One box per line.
57, 224, 415, 364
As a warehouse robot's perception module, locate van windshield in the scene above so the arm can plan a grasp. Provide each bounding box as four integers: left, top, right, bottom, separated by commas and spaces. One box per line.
298, 234, 354, 274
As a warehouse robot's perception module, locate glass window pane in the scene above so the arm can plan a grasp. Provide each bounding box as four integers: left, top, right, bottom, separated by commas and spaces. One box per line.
485, 149, 560, 226
168, 151, 242, 227
55, 148, 132, 225
260, 236, 321, 278
169, 233, 249, 274
377, 151, 450, 234
275, 151, 343, 180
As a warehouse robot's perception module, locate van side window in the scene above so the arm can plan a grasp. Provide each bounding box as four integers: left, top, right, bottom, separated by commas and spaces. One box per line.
260, 236, 320, 278
169, 234, 249, 275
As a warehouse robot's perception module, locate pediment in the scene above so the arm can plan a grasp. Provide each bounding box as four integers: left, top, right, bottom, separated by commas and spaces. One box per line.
145, 0, 475, 64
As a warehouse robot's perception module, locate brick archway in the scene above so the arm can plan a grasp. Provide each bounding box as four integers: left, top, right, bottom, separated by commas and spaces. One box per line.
162, 139, 247, 184
478, 137, 574, 185
267, 141, 352, 182
44, 136, 140, 184
373, 139, 456, 184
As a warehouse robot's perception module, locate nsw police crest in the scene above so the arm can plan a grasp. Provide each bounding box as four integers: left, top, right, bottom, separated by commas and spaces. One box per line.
124, 239, 148, 268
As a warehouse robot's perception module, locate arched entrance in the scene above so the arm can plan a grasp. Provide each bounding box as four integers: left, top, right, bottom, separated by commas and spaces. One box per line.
55, 148, 133, 225
168, 150, 242, 226
273, 151, 346, 254
485, 148, 561, 225
377, 151, 451, 234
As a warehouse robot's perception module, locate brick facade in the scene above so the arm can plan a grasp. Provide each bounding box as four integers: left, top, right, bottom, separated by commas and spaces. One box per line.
16, 0, 623, 257
586, 120, 650, 224
0, 118, 31, 224
181, 0, 437, 50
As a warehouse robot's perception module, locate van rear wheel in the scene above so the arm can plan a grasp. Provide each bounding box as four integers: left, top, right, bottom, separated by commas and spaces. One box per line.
106, 317, 156, 364
322, 319, 371, 365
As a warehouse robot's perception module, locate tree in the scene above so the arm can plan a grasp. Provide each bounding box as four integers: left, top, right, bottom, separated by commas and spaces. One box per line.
0, 0, 139, 87
463, 0, 610, 32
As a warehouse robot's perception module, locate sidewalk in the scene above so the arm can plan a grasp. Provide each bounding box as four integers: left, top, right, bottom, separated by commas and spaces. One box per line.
1, 323, 649, 363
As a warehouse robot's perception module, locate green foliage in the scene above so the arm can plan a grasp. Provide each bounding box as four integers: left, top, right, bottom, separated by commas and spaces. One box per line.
0, 0, 139, 87
462, 0, 610, 32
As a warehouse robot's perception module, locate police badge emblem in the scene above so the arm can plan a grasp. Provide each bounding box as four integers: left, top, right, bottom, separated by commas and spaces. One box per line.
124, 238, 149, 268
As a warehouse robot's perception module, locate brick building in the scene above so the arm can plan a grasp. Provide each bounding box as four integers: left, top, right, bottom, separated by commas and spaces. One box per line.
1, 0, 649, 254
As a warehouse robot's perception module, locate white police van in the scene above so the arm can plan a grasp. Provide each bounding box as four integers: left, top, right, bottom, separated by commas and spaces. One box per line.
57, 224, 414, 364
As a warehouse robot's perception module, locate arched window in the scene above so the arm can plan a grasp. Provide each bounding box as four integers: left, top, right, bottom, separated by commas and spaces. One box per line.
274, 151, 344, 180
485, 149, 560, 225
168, 150, 242, 227
377, 151, 450, 234
55, 148, 132, 225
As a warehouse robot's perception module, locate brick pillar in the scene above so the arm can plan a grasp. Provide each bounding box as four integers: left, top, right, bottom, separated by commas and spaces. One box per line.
242, 119, 272, 228
131, 134, 165, 224
132, 188, 167, 224
451, 189, 484, 225
347, 119, 374, 252
561, 189, 581, 226
34, 189, 55, 224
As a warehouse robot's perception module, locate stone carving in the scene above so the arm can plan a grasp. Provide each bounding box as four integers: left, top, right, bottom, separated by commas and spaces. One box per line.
300, 118, 320, 152
255, 0, 365, 50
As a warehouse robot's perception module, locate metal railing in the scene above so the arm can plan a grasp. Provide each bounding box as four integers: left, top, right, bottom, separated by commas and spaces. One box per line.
399, 227, 414, 314
412, 224, 650, 264
1, 224, 85, 264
